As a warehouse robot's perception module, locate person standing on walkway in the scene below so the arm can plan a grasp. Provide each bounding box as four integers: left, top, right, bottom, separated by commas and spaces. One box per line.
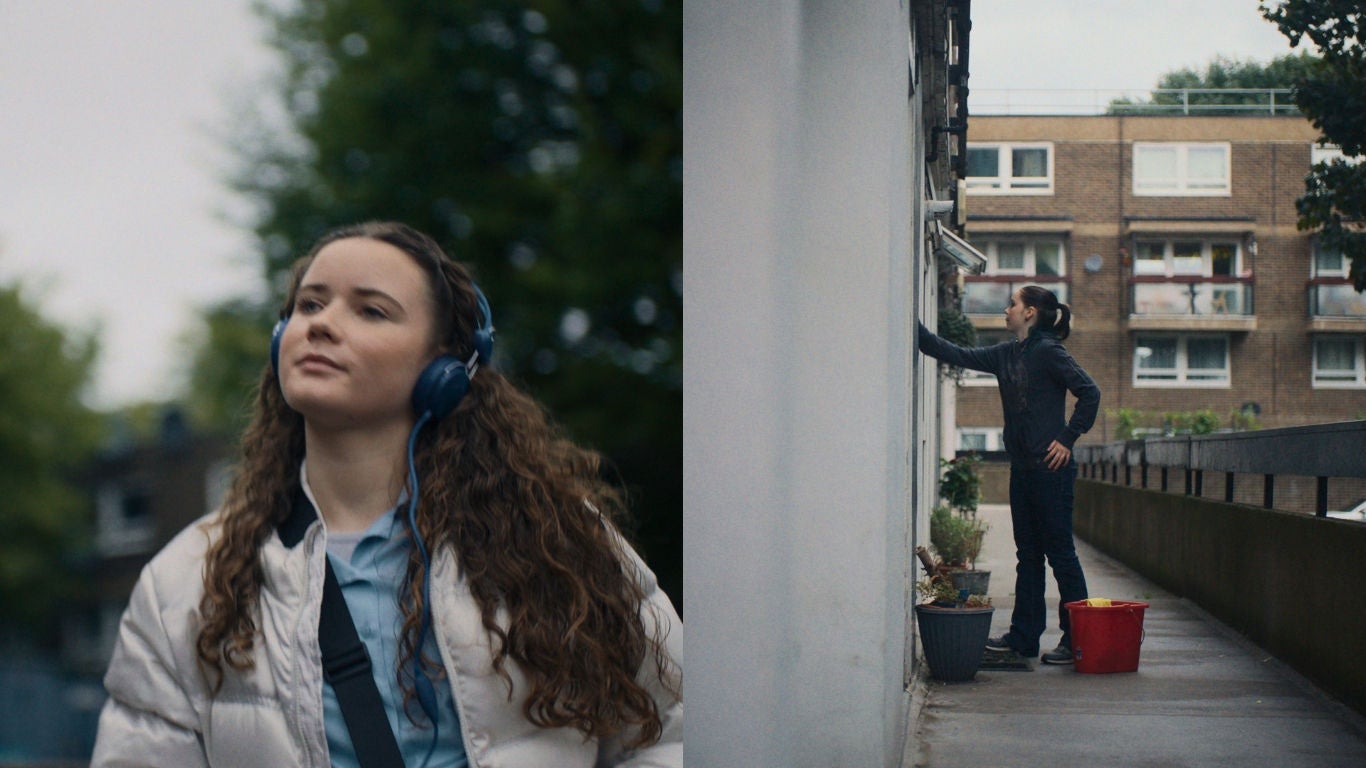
917, 285, 1100, 664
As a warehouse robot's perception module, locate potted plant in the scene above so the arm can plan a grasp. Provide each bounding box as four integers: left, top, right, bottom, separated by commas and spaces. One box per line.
932, 455, 990, 594
913, 574, 994, 682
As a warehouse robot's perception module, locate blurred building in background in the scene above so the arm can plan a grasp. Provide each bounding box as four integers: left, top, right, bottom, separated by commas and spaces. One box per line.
948, 109, 1366, 510
68, 410, 232, 676
0, 409, 231, 763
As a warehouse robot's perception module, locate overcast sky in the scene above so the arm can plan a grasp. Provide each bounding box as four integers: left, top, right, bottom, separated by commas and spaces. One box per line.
0, 1, 1307, 409
970, 0, 1302, 95
0, 1, 269, 409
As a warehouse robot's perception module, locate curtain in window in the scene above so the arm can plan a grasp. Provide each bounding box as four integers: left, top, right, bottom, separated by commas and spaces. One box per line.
996, 242, 1025, 271
1317, 338, 1356, 371
1315, 244, 1344, 275
1136, 338, 1177, 370
967, 147, 998, 178
1035, 243, 1061, 276
1186, 338, 1227, 370
1012, 148, 1047, 178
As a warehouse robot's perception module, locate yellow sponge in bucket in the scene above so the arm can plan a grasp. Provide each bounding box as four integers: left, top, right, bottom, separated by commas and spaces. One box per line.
1084, 598, 1113, 607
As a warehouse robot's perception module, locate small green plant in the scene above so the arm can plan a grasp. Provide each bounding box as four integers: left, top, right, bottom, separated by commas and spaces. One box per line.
1162, 409, 1220, 435
916, 574, 991, 607
1113, 407, 1142, 440
939, 455, 982, 517
930, 505, 987, 569
1117, 408, 1243, 438
1229, 407, 1260, 432
936, 305, 978, 382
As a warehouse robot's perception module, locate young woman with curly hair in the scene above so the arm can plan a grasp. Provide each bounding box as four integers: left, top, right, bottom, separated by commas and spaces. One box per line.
92, 221, 682, 767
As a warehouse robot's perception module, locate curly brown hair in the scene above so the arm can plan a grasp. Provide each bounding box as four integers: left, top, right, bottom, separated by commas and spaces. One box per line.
196, 221, 679, 748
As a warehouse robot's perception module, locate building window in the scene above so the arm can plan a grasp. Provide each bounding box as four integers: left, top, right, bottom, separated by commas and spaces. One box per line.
1312, 143, 1362, 167
95, 484, 156, 557
1313, 336, 1366, 388
1133, 239, 1240, 277
1313, 241, 1349, 278
1133, 142, 1231, 196
959, 330, 1013, 386
961, 237, 1068, 315
1309, 241, 1366, 318
975, 238, 1066, 276
965, 143, 1053, 194
1134, 334, 1230, 387
958, 427, 1004, 452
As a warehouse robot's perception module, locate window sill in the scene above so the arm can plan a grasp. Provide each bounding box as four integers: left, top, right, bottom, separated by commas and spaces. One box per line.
1128, 315, 1257, 332
1309, 317, 1366, 333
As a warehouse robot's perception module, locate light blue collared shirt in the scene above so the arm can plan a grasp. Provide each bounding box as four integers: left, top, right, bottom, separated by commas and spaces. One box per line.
318, 501, 468, 768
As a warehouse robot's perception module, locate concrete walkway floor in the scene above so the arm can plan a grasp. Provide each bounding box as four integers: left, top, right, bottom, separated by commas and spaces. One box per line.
908, 503, 1366, 768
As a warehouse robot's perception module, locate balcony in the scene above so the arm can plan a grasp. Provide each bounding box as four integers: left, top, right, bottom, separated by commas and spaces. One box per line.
1128, 276, 1256, 331
961, 277, 1068, 328
1308, 278, 1366, 332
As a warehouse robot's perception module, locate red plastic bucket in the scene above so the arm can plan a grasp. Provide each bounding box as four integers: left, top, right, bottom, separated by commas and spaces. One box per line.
1064, 599, 1148, 674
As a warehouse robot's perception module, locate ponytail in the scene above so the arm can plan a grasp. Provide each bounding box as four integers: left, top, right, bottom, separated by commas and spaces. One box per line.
1019, 285, 1072, 340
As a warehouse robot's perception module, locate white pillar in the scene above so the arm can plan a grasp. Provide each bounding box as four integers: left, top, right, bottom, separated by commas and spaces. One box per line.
685, 2, 922, 765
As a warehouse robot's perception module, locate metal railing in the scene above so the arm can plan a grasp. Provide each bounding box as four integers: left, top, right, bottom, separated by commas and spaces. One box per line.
971, 88, 1300, 117
1074, 421, 1366, 515
1308, 280, 1366, 318
961, 277, 1068, 316
1129, 277, 1254, 317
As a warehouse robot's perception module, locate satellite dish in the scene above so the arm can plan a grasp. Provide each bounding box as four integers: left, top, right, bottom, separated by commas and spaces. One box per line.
1084, 254, 1103, 273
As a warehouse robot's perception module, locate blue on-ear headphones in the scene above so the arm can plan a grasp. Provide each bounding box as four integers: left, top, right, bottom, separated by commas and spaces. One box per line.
271, 282, 493, 762
270, 283, 494, 420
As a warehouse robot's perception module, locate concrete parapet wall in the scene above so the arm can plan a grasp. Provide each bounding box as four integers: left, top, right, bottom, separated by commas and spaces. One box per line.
979, 460, 1010, 503
1075, 479, 1366, 717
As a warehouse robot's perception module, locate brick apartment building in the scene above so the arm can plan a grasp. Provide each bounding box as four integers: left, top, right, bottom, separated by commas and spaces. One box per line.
952, 114, 1366, 458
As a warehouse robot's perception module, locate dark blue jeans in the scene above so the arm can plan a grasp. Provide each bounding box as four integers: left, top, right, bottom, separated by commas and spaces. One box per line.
1005, 463, 1088, 655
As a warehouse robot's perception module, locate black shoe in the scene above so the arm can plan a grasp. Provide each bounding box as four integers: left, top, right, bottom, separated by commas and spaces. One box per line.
985, 634, 1012, 652
1040, 644, 1074, 665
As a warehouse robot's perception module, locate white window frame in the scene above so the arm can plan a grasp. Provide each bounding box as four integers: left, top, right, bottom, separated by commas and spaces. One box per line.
1312, 240, 1350, 279
1313, 336, 1366, 389
1132, 239, 1241, 278
1133, 142, 1231, 196
957, 427, 1004, 452
974, 238, 1068, 277
965, 142, 1054, 195
1133, 334, 1230, 388
1312, 143, 1362, 167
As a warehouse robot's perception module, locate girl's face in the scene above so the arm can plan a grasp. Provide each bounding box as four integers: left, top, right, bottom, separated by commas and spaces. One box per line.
278, 237, 441, 430
1004, 289, 1035, 337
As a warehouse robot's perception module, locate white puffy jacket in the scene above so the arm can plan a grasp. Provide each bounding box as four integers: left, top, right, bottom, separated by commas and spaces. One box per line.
91, 510, 683, 767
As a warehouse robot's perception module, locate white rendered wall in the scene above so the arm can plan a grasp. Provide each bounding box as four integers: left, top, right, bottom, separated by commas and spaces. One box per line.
684, 2, 930, 764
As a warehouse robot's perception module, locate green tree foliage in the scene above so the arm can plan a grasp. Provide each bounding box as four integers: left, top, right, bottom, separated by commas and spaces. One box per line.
1262, 0, 1366, 290
0, 279, 101, 629
200, 0, 681, 602
1108, 407, 1248, 439
181, 299, 275, 430
1109, 52, 1319, 114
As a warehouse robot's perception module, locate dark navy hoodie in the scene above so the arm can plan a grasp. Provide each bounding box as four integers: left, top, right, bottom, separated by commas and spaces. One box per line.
918, 321, 1101, 469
